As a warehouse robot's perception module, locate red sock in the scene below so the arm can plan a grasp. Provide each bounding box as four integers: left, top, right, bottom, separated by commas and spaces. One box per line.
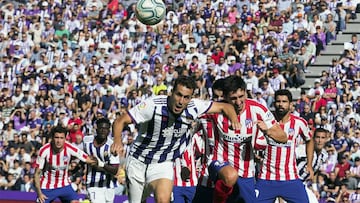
213, 179, 233, 203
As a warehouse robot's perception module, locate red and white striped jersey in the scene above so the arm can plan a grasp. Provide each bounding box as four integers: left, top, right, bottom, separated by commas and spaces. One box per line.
35, 142, 88, 189
173, 133, 203, 187
198, 99, 277, 187
258, 114, 312, 181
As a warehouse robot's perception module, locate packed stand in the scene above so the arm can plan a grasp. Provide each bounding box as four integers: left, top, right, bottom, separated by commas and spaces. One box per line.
0, 0, 359, 201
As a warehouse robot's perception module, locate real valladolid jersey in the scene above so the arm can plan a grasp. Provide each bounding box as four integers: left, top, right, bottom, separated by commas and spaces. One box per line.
83, 135, 119, 188
127, 95, 212, 164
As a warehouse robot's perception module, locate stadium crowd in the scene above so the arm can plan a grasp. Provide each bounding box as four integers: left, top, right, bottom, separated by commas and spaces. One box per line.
0, 0, 360, 202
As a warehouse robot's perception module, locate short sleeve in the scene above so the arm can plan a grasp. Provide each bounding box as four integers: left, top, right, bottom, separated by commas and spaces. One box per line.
128, 98, 155, 124
66, 142, 88, 162
192, 99, 213, 116
35, 154, 45, 169
260, 108, 277, 129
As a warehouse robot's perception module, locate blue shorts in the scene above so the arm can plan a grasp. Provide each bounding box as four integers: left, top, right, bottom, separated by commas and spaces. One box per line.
208, 160, 256, 203
255, 179, 309, 203
40, 185, 78, 203
229, 177, 256, 203
172, 186, 196, 203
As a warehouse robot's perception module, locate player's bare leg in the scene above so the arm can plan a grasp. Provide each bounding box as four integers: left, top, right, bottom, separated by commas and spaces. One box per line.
149, 178, 173, 203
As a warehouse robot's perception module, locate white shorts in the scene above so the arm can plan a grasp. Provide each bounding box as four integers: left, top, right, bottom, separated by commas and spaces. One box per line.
126, 155, 173, 203
87, 187, 115, 203
306, 186, 319, 203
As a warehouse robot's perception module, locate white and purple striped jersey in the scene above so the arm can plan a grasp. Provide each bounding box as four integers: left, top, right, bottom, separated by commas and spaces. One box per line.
127, 95, 212, 164
297, 146, 328, 181
83, 136, 119, 188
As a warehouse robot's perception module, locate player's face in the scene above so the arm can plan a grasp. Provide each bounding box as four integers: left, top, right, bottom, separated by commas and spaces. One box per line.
314, 131, 327, 151
52, 132, 66, 151
226, 89, 246, 114
169, 84, 193, 115
96, 123, 110, 139
274, 95, 290, 118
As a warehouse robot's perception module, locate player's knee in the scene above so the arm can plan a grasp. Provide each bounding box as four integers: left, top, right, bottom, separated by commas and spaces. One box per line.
154, 192, 171, 203
218, 166, 238, 186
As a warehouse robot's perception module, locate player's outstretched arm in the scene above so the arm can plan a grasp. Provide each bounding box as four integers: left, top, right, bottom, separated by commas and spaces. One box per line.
34, 168, 47, 203
87, 155, 118, 176
208, 101, 241, 130
111, 112, 133, 156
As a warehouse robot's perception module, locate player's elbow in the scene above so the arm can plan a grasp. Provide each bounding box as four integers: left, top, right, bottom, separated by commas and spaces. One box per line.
278, 131, 288, 143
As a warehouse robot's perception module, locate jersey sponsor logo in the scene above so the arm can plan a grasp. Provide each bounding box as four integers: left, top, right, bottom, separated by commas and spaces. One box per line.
268, 138, 292, 147
162, 126, 188, 137
223, 133, 252, 143
51, 165, 67, 170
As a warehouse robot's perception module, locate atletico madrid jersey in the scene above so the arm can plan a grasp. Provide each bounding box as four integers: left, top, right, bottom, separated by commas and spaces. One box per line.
258, 114, 312, 181
198, 99, 277, 187
35, 142, 88, 189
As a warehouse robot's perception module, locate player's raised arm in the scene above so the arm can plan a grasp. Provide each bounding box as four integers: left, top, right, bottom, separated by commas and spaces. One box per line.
111, 112, 133, 156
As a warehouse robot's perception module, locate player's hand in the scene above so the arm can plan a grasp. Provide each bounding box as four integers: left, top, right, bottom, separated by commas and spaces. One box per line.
306, 165, 314, 181
37, 193, 48, 203
88, 156, 98, 167
230, 120, 241, 131
85, 156, 98, 166
256, 120, 268, 133
110, 141, 124, 157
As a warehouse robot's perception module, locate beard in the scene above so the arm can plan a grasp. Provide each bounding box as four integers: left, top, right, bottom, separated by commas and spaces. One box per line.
275, 107, 289, 119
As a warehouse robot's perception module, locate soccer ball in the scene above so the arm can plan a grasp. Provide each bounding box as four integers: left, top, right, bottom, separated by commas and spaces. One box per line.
135, 0, 166, 25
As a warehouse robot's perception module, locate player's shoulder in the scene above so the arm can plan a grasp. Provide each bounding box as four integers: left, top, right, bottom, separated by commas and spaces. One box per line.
189, 98, 212, 109
106, 136, 114, 145
152, 95, 168, 105
38, 143, 51, 155
291, 114, 308, 124
83, 135, 95, 143
246, 99, 268, 111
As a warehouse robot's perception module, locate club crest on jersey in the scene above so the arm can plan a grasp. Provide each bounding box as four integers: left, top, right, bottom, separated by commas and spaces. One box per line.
103, 151, 109, 157
245, 119, 253, 128
63, 156, 69, 162
288, 128, 295, 139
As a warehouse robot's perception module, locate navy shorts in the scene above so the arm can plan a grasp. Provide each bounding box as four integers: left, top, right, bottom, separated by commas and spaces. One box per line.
172, 186, 196, 203
255, 179, 309, 203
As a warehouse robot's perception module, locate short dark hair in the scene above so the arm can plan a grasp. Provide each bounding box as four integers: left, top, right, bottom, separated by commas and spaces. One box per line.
96, 117, 111, 127
222, 75, 246, 97
51, 125, 68, 137
314, 128, 328, 137
173, 76, 196, 93
274, 89, 293, 102
212, 78, 225, 92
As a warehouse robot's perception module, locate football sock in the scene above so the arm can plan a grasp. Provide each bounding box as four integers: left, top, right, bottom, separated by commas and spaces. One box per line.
213, 179, 233, 203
